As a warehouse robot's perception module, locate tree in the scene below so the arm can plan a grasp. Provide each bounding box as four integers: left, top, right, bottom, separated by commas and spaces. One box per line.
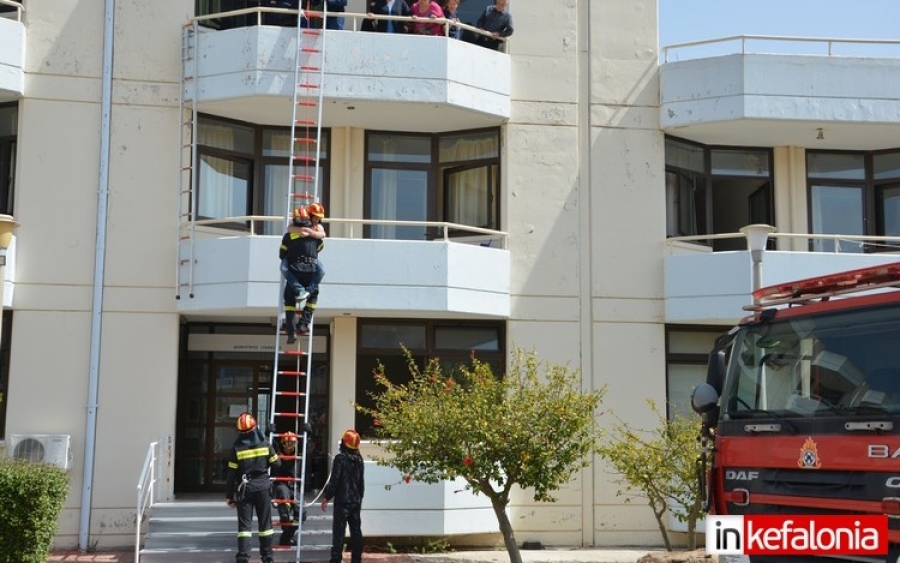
358, 348, 606, 563
596, 400, 703, 551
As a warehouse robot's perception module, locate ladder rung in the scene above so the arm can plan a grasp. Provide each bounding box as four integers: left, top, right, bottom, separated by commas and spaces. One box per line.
297, 84, 319, 89
277, 454, 300, 461
272, 413, 304, 418
301, 29, 321, 36
297, 101, 317, 107
281, 350, 306, 357
300, 48, 320, 53
294, 137, 316, 143
277, 371, 305, 377
295, 119, 316, 126
294, 156, 315, 163
293, 174, 314, 181
276, 391, 307, 398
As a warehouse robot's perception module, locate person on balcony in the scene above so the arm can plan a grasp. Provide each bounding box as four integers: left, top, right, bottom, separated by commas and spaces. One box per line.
442, 0, 462, 39
474, 0, 513, 50
363, 0, 411, 33
257, 0, 299, 26
280, 207, 324, 343
300, 0, 347, 30
410, 0, 444, 36
226, 412, 280, 563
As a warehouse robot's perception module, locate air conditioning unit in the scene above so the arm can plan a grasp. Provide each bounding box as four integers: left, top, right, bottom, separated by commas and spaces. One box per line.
8, 434, 72, 470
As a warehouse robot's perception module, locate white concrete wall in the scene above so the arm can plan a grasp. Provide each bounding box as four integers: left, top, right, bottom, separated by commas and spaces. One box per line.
6, 0, 187, 549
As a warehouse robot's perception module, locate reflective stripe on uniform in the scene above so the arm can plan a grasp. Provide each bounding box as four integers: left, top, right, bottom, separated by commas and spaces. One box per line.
259, 529, 275, 537
236, 446, 271, 460
228, 461, 238, 469
237, 531, 252, 538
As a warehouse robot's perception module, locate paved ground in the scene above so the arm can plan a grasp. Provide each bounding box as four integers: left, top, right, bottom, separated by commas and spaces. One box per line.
47, 547, 657, 563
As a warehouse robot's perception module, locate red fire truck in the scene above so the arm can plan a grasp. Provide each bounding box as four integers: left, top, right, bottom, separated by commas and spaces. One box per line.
691, 262, 900, 563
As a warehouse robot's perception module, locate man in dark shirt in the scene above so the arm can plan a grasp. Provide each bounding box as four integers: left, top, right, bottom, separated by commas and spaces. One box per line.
321, 429, 365, 563
226, 412, 280, 563
474, 0, 513, 51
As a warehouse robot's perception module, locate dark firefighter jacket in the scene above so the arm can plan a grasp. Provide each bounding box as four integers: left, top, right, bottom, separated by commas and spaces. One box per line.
225, 428, 280, 500
323, 448, 364, 504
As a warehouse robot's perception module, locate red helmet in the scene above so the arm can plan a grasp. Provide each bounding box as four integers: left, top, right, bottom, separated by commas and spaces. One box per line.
341, 429, 361, 450
281, 431, 298, 448
307, 202, 325, 218
236, 412, 257, 433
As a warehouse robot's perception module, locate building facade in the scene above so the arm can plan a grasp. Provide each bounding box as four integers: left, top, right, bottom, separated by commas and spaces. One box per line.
1, 0, 899, 551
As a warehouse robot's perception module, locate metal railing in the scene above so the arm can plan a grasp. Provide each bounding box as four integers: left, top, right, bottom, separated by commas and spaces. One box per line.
662, 35, 900, 63
190, 6, 510, 50
134, 440, 161, 563
189, 215, 510, 249
666, 230, 900, 254
0, 0, 23, 21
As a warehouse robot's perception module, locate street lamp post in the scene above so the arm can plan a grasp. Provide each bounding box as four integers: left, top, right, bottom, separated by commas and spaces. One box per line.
740, 224, 777, 304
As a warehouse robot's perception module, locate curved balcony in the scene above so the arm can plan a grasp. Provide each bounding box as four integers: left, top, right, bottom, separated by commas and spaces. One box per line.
176, 216, 510, 320
0, 1, 25, 101
184, 8, 510, 130
660, 36, 900, 150
665, 230, 900, 324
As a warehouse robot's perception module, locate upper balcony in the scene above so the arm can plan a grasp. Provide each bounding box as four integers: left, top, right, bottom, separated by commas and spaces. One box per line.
665, 230, 900, 325
176, 217, 510, 321
660, 36, 900, 150
184, 8, 510, 130
0, 1, 25, 101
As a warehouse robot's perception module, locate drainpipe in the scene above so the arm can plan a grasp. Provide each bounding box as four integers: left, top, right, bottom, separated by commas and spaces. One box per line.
576, 0, 594, 547
79, 0, 114, 550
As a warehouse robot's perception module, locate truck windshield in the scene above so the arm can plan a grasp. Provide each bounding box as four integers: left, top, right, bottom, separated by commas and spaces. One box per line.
722, 302, 900, 419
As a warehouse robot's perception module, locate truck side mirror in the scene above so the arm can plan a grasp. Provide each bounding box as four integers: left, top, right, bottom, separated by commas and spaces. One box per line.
691, 382, 719, 415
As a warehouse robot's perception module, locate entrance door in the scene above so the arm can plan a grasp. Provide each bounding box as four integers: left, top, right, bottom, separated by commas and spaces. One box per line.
176, 360, 272, 493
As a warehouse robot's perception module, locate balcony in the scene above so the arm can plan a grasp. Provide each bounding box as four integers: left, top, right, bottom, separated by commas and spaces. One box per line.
665, 232, 900, 325
660, 36, 900, 150
0, 1, 25, 101
176, 217, 510, 320
185, 9, 510, 130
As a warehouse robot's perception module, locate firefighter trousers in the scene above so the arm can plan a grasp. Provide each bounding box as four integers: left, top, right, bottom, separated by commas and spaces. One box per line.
235, 487, 275, 563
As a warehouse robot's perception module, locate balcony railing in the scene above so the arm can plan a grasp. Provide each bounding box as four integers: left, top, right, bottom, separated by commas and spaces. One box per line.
666, 231, 900, 254
662, 35, 900, 62
192, 6, 510, 51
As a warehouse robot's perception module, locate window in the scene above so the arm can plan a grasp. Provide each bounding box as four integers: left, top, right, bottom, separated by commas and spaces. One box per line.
665, 137, 773, 251
0, 104, 16, 216
365, 129, 500, 240
666, 327, 722, 420
807, 150, 900, 253
196, 115, 329, 233
355, 320, 505, 435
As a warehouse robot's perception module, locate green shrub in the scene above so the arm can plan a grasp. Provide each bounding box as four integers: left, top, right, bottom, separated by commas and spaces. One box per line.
0, 459, 69, 563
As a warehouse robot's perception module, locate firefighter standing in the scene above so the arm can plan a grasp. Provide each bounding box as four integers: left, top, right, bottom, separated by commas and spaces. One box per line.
225, 412, 280, 563
321, 429, 365, 563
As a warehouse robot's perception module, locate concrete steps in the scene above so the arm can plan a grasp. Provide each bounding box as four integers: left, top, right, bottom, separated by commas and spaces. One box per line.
139, 500, 332, 563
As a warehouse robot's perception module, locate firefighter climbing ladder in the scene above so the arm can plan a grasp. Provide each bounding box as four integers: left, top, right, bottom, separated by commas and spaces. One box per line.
270, 3, 329, 561
176, 21, 200, 300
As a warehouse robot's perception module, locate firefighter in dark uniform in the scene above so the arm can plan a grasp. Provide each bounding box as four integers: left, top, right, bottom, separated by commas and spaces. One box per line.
280, 207, 323, 344
272, 431, 302, 545
320, 429, 365, 563
225, 412, 280, 563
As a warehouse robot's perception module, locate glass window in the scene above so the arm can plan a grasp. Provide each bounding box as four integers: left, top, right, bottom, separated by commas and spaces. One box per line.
435, 326, 500, 351
874, 151, 900, 181
198, 119, 254, 153
810, 185, 864, 253
666, 327, 721, 420
365, 129, 501, 239
359, 324, 426, 350
0, 104, 15, 216
355, 320, 505, 435
665, 137, 773, 250
807, 152, 865, 180
198, 155, 251, 221
877, 185, 900, 240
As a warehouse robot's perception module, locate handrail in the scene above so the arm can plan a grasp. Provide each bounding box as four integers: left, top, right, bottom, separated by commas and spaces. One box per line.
662, 34, 900, 62
134, 441, 159, 563
189, 7, 509, 50
0, 0, 23, 21
187, 215, 510, 249
666, 231, 900, 253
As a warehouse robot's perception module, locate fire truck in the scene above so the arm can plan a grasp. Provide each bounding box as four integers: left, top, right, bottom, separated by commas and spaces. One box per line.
691, 262, 900, 563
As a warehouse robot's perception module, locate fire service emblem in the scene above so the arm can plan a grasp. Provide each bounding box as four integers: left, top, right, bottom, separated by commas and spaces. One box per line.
798, 437, 822, 469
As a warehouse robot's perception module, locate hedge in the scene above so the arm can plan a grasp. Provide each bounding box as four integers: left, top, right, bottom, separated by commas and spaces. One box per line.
0, 459, 69, 563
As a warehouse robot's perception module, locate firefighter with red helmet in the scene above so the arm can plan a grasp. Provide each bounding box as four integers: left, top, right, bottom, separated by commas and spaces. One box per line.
321, 429, 365, 563
293, 202, 327, 337
271, 431, 306, 545
225, 412, 280, 563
